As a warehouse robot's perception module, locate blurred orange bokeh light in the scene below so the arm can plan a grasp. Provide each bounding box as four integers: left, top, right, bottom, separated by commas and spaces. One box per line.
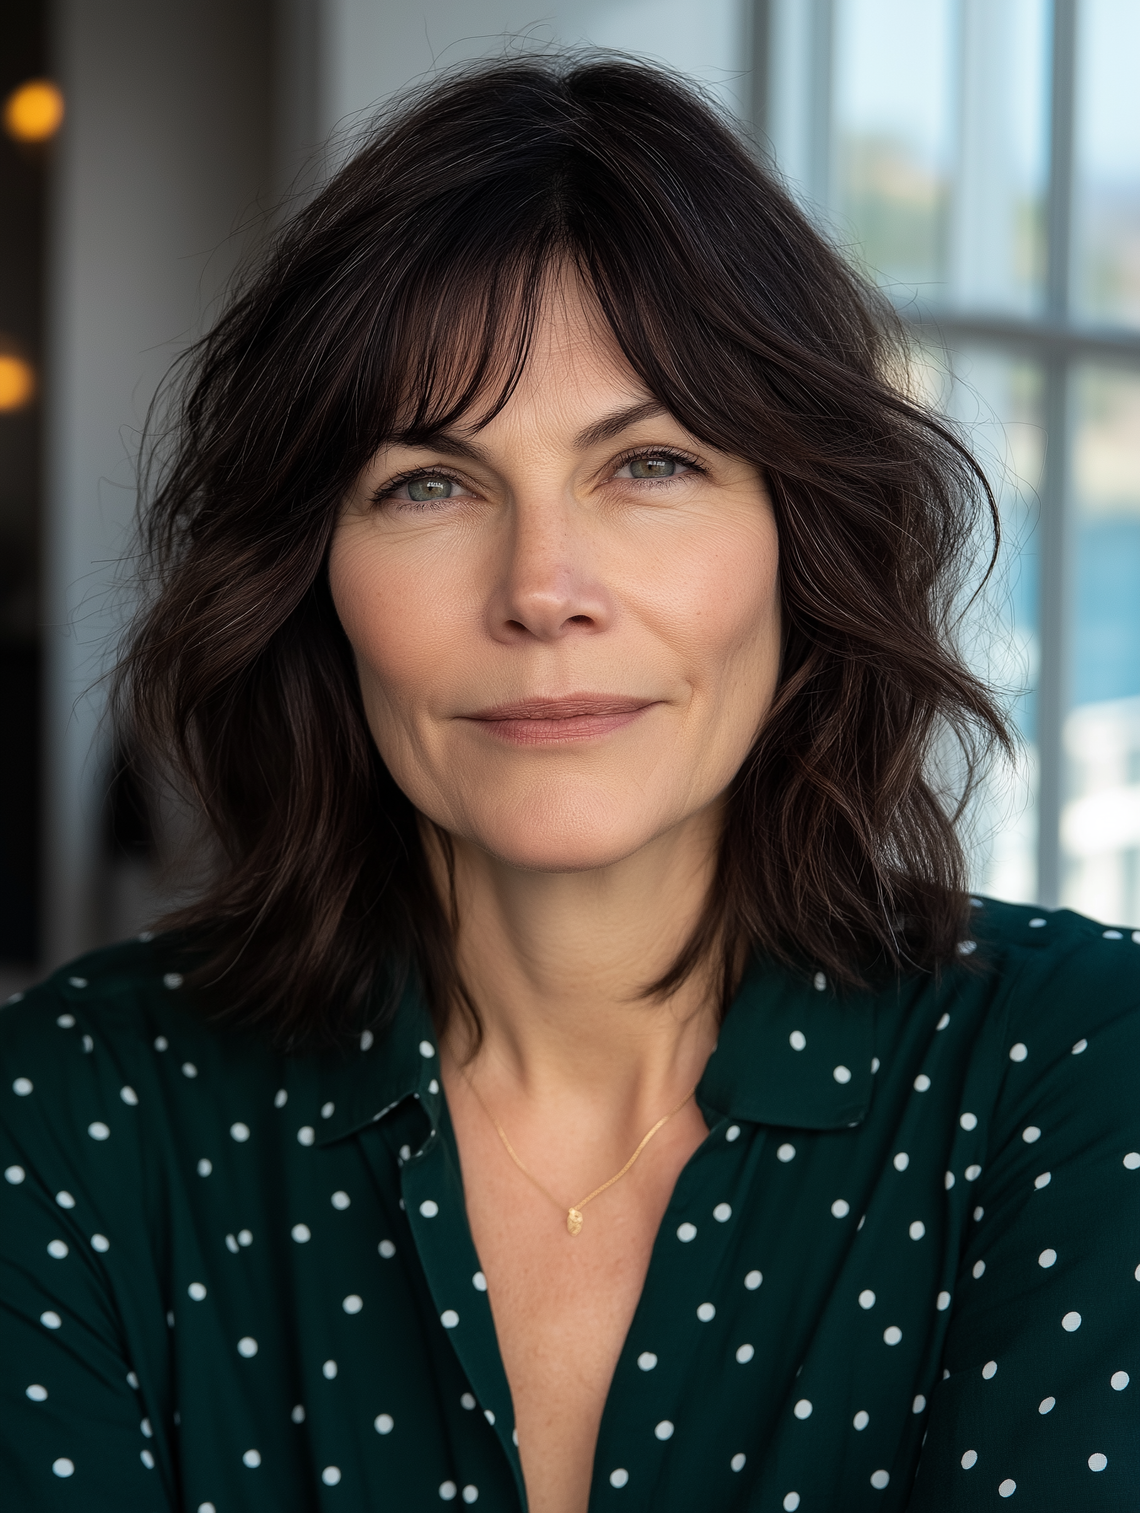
0, 355, 36, 411
3, 79, 65, 142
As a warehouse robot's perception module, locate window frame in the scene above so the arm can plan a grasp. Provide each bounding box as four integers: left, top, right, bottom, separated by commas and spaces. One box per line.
754, 0, 1140, 910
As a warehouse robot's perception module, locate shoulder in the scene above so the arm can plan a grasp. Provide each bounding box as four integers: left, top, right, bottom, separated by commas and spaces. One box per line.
966, 895, 1140, 1049
2, 935, 181, 1081
1, 934, 214, 1092
1, 937, 283, 1187
954, 898, 1140, 1193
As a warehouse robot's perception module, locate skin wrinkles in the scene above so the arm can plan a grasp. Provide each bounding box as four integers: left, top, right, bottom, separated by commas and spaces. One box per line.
329, 273, 782, 1513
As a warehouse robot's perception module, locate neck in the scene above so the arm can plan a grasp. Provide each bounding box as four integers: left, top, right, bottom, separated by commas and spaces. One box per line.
433, 805, 724, 1116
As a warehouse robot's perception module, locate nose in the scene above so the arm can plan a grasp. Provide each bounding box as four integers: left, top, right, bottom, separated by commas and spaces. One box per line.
487, 495, 615, 644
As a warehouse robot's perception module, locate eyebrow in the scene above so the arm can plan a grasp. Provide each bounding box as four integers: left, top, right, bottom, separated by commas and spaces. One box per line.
390, 399, 672, 461
573, 398, 670, 448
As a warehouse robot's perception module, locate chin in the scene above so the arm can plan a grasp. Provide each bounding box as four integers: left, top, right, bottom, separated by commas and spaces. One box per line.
441, 780, 683, 875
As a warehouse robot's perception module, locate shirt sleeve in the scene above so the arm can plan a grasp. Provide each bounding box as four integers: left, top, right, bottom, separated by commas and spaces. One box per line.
909, 918, 1140, 1510
0, 976, 176, 1512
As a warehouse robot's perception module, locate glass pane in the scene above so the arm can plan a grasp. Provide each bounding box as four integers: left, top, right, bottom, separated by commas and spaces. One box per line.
1062, 365, 1140, 925
942, 346, 1044, 904
1073, 0, 1140, 328
830, 0, 1048, 313
575, 0, 749, 116
948, 0, 1049, 315
832, 0, 956, 298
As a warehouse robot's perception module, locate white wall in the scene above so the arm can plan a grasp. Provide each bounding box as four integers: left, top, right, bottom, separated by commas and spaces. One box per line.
318, 0, 749, 143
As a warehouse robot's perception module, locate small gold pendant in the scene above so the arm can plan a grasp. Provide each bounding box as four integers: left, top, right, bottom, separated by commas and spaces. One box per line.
566, 1207, 583, 1236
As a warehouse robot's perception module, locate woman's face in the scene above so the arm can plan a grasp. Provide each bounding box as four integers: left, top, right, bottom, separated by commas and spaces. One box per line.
330, 279, 781, 874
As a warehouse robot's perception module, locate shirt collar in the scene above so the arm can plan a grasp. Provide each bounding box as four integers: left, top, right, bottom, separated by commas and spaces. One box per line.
310, 956, 877, 1147
310, 978, 443, 1148
698, 956, 877, 1129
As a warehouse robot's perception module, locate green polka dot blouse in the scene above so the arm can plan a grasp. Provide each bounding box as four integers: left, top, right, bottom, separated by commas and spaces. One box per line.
2, 898, 1139, 1510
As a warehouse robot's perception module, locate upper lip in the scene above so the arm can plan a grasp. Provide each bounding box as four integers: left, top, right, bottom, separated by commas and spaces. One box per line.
465, 695, 655, 721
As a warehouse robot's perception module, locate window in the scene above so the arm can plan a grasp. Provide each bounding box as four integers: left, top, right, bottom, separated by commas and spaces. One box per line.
759, 0, 1140, 924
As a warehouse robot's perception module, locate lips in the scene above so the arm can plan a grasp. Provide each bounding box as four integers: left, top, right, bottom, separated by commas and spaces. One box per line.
469, 696, 652, 721
463, 694, 656, 745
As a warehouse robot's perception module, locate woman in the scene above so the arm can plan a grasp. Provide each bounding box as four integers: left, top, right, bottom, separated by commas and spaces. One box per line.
2, 56, 1137, 1513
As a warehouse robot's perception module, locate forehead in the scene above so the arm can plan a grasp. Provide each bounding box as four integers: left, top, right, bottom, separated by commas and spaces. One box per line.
390, 261, 658, 448
473, 276, 655, 434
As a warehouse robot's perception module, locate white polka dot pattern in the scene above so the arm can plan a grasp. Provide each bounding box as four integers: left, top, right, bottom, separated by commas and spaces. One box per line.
1, 907, 1136, 1511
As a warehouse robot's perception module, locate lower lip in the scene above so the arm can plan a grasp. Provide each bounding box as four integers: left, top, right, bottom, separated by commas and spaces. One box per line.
467, 707, 654, 746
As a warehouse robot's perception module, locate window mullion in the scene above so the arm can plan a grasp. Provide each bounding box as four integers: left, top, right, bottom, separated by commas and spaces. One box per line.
1035, 0, 1079, 907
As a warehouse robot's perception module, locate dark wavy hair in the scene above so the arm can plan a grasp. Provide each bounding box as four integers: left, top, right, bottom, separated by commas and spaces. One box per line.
115, 54, 1009, 1045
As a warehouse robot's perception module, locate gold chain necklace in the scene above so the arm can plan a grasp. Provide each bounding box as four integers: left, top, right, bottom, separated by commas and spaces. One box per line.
460, 1068, 697, 1235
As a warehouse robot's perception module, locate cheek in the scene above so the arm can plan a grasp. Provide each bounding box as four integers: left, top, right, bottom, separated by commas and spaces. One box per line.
650, 510, 782, 708
327, 527, 470, 718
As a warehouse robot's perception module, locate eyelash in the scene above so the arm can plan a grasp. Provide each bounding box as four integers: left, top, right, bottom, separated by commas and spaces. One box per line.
611, 446, 706, 481
372, 447, 706, 505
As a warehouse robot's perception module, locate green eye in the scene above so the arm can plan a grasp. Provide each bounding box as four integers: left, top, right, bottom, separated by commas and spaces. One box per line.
628, 456, 678, 479
406, 475, 455, 501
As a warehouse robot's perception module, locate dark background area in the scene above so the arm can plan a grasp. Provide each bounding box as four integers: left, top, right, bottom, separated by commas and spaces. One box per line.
0, 2, 47, 963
